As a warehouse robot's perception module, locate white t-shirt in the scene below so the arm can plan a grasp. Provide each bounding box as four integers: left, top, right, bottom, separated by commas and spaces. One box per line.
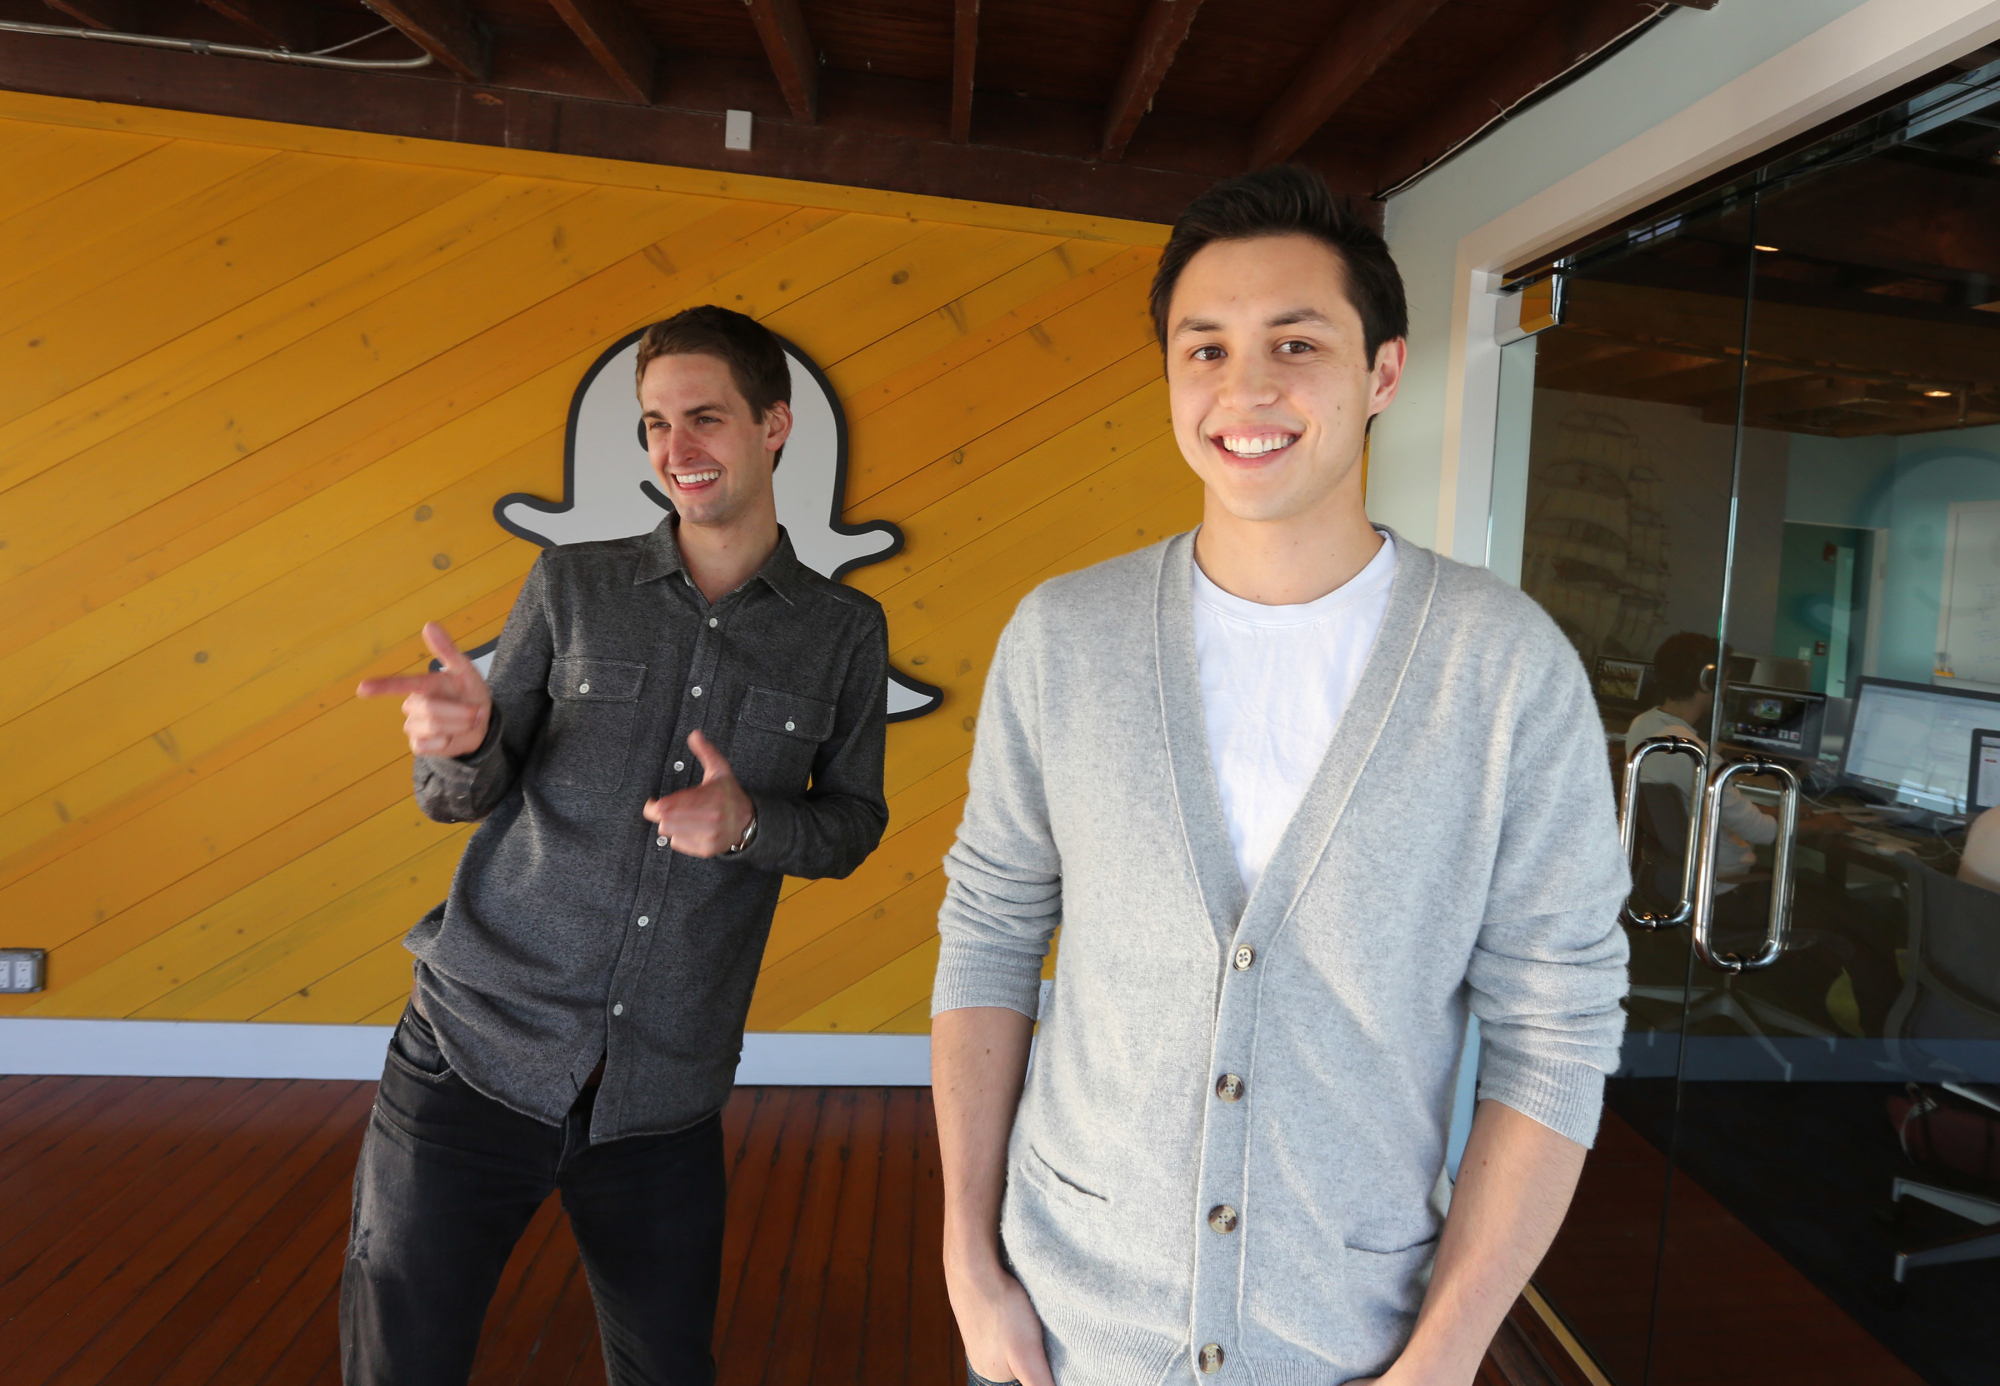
1193, 533, 1397, 897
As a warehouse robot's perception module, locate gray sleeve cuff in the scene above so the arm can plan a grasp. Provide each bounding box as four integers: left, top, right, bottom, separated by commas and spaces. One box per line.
1476, 1053, 1609, 1149
930, 936, 1045, 1019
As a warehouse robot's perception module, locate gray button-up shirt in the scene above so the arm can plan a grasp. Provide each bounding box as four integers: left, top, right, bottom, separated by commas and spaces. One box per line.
405, 518, 889, 1141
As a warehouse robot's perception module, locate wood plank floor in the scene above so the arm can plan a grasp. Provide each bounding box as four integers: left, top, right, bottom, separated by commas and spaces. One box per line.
0, 1076, 1566, 1385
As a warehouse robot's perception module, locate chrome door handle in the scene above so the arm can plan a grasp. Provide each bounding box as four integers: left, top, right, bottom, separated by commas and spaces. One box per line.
1619, 735, 1707, 928
1692, 756, 1800, 973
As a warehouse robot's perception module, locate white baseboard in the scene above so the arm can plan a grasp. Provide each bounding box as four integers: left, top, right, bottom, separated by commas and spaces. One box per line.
0, 1018, 933, 1085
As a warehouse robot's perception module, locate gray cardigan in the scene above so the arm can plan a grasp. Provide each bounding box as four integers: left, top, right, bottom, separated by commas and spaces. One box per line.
933, 531, 1630, 1386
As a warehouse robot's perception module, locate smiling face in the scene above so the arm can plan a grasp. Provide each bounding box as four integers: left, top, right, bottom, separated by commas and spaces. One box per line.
1165, 233, 1404, 529
639, 351, 791, 530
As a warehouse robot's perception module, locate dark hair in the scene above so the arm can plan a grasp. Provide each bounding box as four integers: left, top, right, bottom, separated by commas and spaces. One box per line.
634, 305, 792, 466
1150, 165, 1409, 365
1654, 632, 1729, 700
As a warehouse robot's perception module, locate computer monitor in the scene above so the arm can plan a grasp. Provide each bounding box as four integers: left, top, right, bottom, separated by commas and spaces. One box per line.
1970, 729, 2000, 816
1718, 684, 1825, 760
1840, 677, 2000, 813
1593, 657, 1653, 707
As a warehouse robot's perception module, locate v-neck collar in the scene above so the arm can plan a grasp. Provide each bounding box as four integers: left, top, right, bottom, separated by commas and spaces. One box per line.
1153, 527, 1440, 950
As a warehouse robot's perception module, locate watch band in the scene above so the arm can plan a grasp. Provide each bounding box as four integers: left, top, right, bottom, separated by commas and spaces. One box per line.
724, 810, 758, 857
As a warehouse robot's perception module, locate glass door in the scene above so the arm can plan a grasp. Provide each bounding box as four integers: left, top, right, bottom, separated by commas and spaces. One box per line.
1648, 65, 2000, 1386
1508, 59, 2000, 1386
1494, 176, 1762, 1386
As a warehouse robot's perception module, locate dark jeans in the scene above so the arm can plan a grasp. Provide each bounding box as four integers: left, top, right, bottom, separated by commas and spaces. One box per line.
340, 1005, 726, 1386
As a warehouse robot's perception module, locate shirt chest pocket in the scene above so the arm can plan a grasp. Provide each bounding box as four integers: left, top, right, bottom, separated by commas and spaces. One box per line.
732, 685, 836, 794
540, 657, 647, 793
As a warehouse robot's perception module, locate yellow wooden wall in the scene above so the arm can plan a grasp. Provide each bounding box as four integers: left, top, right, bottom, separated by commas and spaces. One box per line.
0, 92, 1196, 1034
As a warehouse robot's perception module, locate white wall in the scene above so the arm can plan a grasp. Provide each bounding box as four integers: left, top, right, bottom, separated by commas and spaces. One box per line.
1368, 0, 2000, 555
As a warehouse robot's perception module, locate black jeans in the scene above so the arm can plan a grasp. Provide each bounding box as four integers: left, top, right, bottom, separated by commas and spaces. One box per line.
340, 1005, 726, 1386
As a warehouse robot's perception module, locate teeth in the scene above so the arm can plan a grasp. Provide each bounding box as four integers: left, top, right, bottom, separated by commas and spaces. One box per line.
1219, 435, 1297, 456
676, 470, 721, 485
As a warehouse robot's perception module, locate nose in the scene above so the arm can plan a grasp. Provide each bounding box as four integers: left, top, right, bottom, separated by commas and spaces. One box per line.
665, 430, 708, 470
1215, 347, 1280, 412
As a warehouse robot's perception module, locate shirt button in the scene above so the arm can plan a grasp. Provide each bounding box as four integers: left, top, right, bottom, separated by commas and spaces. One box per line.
656, 836, 668, 847
637, 916, 649, 927
1208, 1205, 1239, 1234
1233, 944, 1255, 971
691, 685, 703, 697
1216, 1073, 1245, 1102
1199, 1343, 1225, 1374
612, 1003, 624, 1016
578, 682, 590, 694
785, 721, 795, 731
708, 617, 718, 628
674, 760, 686, 771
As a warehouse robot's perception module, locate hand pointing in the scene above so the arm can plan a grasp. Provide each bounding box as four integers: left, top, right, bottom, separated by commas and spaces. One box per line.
644, 730, 754, 858
356, 622, 493, 758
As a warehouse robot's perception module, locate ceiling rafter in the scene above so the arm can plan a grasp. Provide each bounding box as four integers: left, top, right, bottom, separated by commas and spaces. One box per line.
546, 0, 655, 104
950, 0, 977, 143
362, 0, 485, 80
196, 0, 318, 51
39, 0, 137, 31
1099, 0, 1206, 161
1248, 0, 1450, 169
744, 0, 819, 123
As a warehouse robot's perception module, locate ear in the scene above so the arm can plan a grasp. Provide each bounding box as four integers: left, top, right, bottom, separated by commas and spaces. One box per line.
762, 399, 794, 457
1368, 338, 1407, 420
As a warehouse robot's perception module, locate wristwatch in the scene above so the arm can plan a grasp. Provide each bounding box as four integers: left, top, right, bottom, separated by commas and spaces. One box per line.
723, 810, 758, 857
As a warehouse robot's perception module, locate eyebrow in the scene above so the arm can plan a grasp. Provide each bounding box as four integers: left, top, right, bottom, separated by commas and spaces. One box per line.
1170, 306, 1333, 337
641, 401, 732, 420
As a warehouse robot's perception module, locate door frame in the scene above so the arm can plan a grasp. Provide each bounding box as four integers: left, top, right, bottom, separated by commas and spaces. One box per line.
1433, 0, 2000, 568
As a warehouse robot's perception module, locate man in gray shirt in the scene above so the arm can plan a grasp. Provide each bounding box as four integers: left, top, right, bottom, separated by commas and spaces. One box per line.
932, 168, 1630, 1386
344, 306, 888, 1386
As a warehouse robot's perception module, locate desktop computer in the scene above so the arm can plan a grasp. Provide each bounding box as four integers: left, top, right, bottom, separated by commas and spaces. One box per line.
1718, 683, 1826, 760
1971, 727, 2000, 816
1841, 677, 2000, 814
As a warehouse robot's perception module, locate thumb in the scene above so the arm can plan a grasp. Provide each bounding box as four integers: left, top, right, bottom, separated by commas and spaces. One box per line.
423, 622, 475, 680
687, 729, 733, 783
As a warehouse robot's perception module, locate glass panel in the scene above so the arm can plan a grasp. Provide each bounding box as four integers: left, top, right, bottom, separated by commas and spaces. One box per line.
1649, 67, 2000, 1386
1503, 194, 1760, 1384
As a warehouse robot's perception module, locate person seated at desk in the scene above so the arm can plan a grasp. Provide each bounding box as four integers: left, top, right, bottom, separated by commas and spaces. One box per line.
1962, 806, 2000, 893
1624, 632, 1849, 884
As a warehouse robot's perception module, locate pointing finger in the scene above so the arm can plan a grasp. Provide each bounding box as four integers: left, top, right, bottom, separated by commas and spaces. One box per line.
358, 672, 448, 699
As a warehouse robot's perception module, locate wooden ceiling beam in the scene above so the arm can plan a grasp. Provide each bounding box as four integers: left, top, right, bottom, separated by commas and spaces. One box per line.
1248, 0, 1449, 168
546, 0, 655, 104
39, 0, 137, 31
363, 0, 485, 80
745, 0, 818, 123
1100, 0, 1206, 161
950, 0, 977, 142
1376, 0, 1663, 192
198, 0, 318, 51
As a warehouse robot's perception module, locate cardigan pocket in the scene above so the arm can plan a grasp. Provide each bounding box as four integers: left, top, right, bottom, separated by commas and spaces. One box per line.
1341, 1236, 1437, 1326
1021, 1144, 1109, 1207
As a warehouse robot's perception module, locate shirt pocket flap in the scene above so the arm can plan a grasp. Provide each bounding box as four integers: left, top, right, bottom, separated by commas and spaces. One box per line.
549, 657, 647, 702
740, 685, 836, 741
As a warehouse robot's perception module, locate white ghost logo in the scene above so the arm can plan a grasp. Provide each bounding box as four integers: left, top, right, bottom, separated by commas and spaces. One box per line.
473, 330, 940, 721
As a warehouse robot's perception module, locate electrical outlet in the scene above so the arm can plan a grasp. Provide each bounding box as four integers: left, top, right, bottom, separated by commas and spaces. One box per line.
0, 949, 46, 993
724, 109, 753, 151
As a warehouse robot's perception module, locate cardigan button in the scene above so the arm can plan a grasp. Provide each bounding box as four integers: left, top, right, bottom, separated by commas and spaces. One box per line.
1232, 944, 1255, 971
1198, 1343, 1225, 1374
1207, 1205, 1238, 1234
1215, 1073, 1245, 1102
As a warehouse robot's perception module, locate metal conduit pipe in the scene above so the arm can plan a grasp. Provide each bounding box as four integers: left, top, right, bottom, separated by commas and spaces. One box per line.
0, 18, 434, 70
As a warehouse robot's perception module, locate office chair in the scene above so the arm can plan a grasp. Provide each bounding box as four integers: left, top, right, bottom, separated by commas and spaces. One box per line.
1628, 779, 1836, 1080
1884, 858, 2000, 1282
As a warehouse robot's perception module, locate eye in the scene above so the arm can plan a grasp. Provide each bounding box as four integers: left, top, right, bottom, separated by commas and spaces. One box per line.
1191, 344, 1225, 362
1276, 339, 1314, 354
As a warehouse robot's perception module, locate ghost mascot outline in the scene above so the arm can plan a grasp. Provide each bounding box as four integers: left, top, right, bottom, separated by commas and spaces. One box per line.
467, 329, 942, 722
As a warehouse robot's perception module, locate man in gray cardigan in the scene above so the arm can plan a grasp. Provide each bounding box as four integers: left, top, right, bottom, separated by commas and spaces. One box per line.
932, 167, 1631, 1386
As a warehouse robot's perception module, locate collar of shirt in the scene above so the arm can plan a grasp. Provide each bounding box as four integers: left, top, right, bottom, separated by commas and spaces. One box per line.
632, 515, 809, 606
